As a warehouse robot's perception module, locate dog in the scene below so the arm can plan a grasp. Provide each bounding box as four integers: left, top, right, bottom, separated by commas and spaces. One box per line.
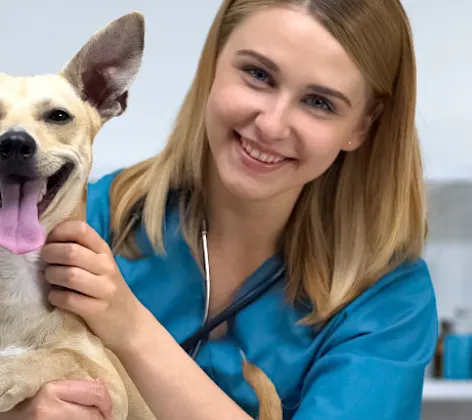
0, 11, 281, 420
0, 12, 156, 419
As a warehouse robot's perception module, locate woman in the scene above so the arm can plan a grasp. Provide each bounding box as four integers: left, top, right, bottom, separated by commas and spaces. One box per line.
6, 0, 438, 419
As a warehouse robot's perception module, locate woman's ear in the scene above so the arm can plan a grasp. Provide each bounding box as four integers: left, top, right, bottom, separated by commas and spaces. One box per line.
342, 99, 384, 152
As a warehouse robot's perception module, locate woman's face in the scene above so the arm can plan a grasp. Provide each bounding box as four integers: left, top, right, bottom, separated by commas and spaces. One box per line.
205, 6, 372, 203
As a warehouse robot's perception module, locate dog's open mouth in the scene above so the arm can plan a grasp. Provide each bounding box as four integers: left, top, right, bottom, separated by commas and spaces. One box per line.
0, 162, 74, 255
38, 162, 75, 215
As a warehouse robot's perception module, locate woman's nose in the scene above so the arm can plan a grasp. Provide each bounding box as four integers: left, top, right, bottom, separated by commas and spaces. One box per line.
254, 98, 291, 142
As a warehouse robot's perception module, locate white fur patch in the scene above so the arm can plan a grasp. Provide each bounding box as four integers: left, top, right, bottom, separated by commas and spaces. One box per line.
0, 346, 31, 357
0, 249, 45, 305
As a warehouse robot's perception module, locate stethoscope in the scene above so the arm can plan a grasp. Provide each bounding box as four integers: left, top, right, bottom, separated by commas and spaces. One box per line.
112, 198, 285, 360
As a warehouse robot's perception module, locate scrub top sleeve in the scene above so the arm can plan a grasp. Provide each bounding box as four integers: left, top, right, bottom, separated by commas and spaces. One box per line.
292, 262, 438, 420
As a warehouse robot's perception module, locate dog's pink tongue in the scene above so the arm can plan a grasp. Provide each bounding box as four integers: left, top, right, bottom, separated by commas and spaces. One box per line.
0, 178, 45, 254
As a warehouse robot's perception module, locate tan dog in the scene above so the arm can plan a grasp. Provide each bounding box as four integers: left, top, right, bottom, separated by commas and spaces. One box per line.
0, 11, 281, 420
0, 12, 156, 419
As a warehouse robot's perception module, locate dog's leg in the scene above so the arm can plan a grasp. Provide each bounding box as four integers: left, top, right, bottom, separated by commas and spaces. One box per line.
0, 347, 128, 418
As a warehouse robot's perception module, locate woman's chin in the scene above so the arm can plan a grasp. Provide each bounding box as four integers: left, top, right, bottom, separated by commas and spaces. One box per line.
209, 146, 292, 203
219, 173, 273, 203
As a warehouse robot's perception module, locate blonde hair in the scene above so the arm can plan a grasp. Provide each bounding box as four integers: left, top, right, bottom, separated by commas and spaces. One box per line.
109, 0, 426, 324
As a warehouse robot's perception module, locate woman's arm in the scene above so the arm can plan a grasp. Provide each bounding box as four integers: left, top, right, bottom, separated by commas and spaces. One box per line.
41, 220, 252, 420
116, 307, 252, 420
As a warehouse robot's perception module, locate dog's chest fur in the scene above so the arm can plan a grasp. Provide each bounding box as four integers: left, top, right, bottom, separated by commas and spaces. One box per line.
0, 249, 60, 353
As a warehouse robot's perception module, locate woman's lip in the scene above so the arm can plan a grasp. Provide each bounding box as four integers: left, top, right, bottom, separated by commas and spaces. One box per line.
233, 131, 291, 173
233, 131, 290, 161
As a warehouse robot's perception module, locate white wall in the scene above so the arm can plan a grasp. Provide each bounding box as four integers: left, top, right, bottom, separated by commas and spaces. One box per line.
410, 0, 472, 182
1, 0, 469, 182
1, 1, 470, 419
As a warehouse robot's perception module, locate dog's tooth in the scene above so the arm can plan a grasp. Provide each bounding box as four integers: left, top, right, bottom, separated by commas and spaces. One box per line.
37, 182, 47, 203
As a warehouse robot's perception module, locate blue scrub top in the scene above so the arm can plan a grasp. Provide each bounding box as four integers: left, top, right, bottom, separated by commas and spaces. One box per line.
86, 171, 438, 419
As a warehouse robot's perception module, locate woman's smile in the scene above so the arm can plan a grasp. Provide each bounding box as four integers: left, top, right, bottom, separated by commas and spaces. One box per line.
231, 130, 292, 174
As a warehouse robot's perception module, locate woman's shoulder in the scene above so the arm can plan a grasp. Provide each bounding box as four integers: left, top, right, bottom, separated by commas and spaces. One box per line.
87, 169, 123, 201
322, 257, 438, 355
278, 258, 438, 419
346, 258, 435, 317
85, 169, 183, 248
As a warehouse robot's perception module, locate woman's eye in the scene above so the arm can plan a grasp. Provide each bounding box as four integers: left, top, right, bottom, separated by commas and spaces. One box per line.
245, 68, 271, 84
305, 95, 334, 113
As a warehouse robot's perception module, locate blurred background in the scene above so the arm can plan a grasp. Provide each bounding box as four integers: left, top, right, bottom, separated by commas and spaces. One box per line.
0, 1, 470, 418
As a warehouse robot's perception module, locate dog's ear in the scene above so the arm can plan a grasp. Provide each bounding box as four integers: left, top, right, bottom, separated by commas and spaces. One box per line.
61, 12, 145, 120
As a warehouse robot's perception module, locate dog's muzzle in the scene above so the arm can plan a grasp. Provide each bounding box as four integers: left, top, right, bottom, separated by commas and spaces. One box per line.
0, 130, 37, 177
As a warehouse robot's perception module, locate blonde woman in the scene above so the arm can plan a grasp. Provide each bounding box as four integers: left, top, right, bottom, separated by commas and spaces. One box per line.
11, 0, 437, 419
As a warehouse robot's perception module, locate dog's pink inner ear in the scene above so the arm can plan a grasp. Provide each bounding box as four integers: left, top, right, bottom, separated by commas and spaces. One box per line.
62, 13, 144, 120
81, 61, 132, 118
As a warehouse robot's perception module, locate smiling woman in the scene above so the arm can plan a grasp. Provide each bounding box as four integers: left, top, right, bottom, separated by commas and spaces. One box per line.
31, 1, 438, 420
205, 6, 372, 203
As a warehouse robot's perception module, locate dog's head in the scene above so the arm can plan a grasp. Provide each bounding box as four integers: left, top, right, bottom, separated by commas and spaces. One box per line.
0, 12, 145, 255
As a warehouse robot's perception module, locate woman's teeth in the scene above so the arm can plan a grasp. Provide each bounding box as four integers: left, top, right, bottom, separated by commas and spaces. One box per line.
241, 137, 285, 164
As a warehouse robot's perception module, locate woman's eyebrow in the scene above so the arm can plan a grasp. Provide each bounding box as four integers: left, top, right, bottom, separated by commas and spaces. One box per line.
235, 48, 352, 107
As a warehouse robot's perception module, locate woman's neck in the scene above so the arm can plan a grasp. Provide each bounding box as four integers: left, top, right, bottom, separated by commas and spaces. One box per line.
206, 165, 300, 258
201, 163, 301, 317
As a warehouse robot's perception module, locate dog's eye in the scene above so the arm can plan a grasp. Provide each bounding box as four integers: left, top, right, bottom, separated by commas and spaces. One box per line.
45, 109, 72, 124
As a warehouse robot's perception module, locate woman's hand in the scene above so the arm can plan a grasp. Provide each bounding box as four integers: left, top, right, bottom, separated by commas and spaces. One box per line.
0, 379, 113, 420
41, 220, 147, 352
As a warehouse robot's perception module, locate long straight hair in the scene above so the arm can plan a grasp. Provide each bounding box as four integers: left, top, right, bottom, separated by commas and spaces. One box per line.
109, 0, 426, 323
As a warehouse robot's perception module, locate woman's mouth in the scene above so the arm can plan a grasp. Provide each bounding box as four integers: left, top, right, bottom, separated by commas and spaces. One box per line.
233, 131, 290, 168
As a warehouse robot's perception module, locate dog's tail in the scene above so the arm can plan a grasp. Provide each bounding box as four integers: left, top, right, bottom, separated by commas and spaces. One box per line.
242, 357, 283, 420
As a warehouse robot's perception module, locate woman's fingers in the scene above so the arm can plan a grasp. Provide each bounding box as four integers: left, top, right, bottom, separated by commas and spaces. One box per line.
44, 265, 113, 300
48, 287, 107, 318
52, 379, 114, 419
45, 220, 111, 255
41, 221, 117, 277
10, 379, 115, 420
42, 241, 106, 276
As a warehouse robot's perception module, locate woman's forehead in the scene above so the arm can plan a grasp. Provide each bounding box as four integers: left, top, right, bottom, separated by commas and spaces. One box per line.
221, 6, 369, 106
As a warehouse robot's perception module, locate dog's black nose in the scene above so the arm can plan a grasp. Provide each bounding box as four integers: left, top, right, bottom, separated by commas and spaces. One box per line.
0, 131, 37, 162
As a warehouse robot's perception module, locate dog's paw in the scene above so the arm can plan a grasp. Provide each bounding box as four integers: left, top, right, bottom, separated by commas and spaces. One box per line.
0, 374, 35, 412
